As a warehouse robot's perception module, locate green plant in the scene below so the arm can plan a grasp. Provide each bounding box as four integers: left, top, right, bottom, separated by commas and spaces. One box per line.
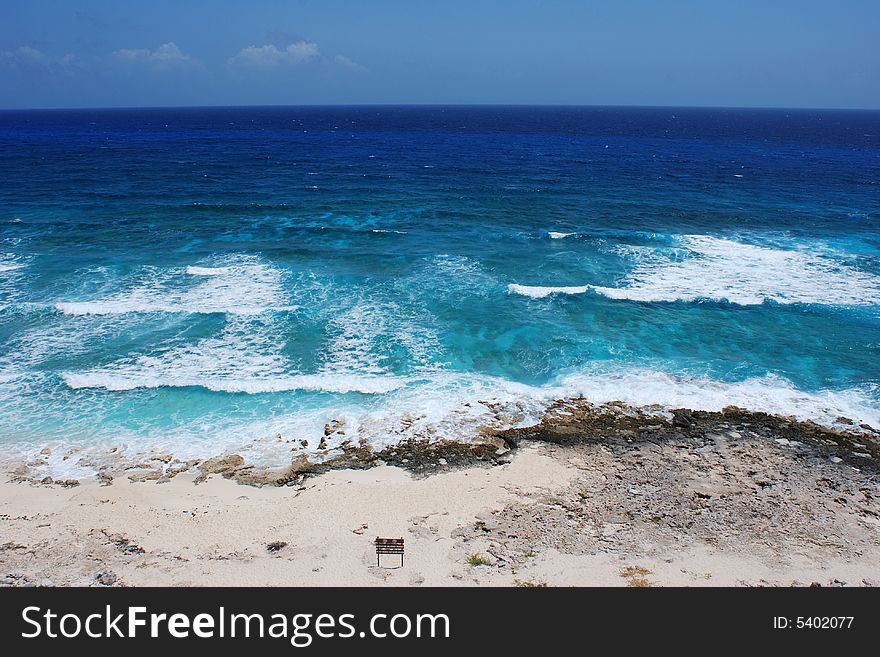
466, 553, 492, 567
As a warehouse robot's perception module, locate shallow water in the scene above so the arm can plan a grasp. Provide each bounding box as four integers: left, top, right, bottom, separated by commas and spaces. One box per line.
1, 106, 879, 471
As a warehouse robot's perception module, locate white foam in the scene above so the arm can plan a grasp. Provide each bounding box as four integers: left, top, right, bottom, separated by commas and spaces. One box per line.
555, 368, 880, 429
57, 303, 410, 396
320, 303, 393, 375
0, 253, 26, 273
61, 371, 405, 395
548, 231, 574, 239
13, 365, 880, 479
320, 299, 443, 375
185, 266, 230, 276
59, 313, 290, 391
56, 255, 295, 315
0, 254, 28, 309
508, 283, 591, 298
511, 235, 880, 306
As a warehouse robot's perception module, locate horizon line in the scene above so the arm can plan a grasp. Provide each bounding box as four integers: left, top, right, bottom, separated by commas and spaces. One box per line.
1, 102, 879, 113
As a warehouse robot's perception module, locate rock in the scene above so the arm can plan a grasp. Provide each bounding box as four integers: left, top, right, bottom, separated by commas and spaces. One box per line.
62, 448, 81, 461
97, 471, 114, 486
150, 453, 173, 463
479, 434, 511, 455
672, 410, 693, 428
300, 440, 308, 448
829, 456, 843, 464
11, 465, 30, 478
836, 416, 854, 425
323, 424, 332, 436
40, 476, 53, 484
40, 447, 51, 456
266, 541, 288, 553
95, 569, 117, 586
196, 454, 245, 482
128, 469, 162, 482
318, 438, 328, 450
104, 532, 145, 555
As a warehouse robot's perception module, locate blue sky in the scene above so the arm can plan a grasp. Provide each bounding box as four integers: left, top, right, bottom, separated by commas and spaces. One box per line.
1, 0, 878, 109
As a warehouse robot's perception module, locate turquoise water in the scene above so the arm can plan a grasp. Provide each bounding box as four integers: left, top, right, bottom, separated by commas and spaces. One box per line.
1, 106, 879, 472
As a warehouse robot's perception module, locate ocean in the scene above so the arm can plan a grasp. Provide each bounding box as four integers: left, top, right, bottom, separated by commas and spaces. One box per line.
1, 105, 879, 476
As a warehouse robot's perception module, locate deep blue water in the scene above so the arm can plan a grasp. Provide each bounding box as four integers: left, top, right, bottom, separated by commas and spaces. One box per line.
1, 106, 879, 472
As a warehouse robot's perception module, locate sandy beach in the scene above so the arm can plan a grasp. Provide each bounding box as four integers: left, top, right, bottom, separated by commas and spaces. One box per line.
2, 402, 879, 587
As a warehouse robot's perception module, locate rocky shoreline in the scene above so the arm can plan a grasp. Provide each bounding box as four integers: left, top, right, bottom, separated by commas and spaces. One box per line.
500, 400, 880, 466
2, 399, 879, 587
8, 400, 880, 489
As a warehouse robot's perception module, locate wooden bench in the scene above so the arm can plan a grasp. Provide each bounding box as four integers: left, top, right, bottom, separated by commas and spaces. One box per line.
375, 537, 405, 567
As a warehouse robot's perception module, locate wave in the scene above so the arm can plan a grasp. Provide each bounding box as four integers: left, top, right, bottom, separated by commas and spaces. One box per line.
548, 231, 574, 239
0, 253, 26, 273
58, 312, 293, 390
37, 367, 880, 480
54, 300, 298, 316
56, 302, 421, 396
55, 358, 880, 430
554, 369, 879, 429
320, 298, 444, 375
508, 283, 591, 298
55, 255, 296, 316
61, 371, 406, 395
511, 235, 880, 306
185, 265, 231, 276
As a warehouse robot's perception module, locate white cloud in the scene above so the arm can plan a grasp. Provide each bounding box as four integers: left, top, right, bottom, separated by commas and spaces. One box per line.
0, 46, 79, 73
334, 54, 367, 72
228, 41, 320, 67
112, 42, 195, 67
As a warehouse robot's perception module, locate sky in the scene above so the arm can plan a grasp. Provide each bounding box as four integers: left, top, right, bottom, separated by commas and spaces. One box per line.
0, 0, 878, 109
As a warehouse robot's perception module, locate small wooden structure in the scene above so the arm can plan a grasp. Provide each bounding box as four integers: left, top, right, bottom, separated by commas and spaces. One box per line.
375, 537, 405, 567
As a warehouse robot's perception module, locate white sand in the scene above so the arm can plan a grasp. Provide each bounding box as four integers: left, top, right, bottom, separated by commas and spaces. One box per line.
2, 443, 878, 587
